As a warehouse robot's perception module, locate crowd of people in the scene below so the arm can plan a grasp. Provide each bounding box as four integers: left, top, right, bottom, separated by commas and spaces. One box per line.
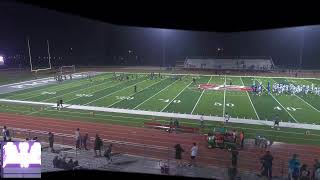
272, 83, 320, 96
258, 152, 320, 180
52, 153, 80, 170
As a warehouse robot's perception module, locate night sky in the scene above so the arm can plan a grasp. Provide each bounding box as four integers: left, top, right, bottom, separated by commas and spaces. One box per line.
1, 2, 320, 68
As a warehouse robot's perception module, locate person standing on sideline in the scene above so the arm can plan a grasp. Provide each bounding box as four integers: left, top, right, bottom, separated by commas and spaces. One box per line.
94, 134, 103, 157
104, 144, 113, 164
59, 99, 63, 108
82, 133, 89, 150
48, 132, 54, 152
224, 113, 230, 124
5, 127, 11, 141
75, 128, 81, 150
200, 115, 204, 128
190, 143, 198, 167
174, 144, 185, 167
231, 149, 239, 167
260, 151, 273, 179
56, 100, 60, 110
2, 126, 8, 142
239, 131, 245, 149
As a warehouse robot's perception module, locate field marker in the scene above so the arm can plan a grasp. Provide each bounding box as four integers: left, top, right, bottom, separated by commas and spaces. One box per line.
21, 76, 114, 101
255, 78, 299, 123
84, 79, 148, 106
191, 76, 212, 114
222, 75, 226, 116
63, 79, 125, 103
7, 73, 109, 100
107, 79, 167, 108
160, 82, 193, 112
133, 79, 178, 110
240, 77, 260, 120
42, 77, 118, 102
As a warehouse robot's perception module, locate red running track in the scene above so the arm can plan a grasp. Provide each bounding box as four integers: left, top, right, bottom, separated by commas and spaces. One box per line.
0, 113, 319, 176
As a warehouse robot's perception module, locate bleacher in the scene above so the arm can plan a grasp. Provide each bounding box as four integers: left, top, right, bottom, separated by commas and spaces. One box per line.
184, 56, 275, 71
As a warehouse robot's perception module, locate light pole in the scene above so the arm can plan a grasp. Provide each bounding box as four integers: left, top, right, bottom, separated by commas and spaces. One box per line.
299, 29, 305, 69
162, 29, 167, 67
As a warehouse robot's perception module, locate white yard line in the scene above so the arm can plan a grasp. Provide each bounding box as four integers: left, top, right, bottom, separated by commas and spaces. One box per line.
108, 78, 166, 108
84, 79, 148, 106
42, 78, 116, 102
133, 79, 178, 110
222, 75, 226, 116
191, 76, 212, 114
64, 79, 122, 103
294, 95, 320, 113
5, 72, 105, 98
160, 82, 193, 112
240, 77, 260, 120
22, 75, 114, 101
255, 78, 298, 123
20, 80, 95, 101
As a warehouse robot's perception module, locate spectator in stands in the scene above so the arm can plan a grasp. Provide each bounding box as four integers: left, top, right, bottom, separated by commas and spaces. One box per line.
104, 144, 113, 164
82, 133, 89, 150
300, 164, 311, 180
2, 126, 8, 142
312, 159, 320, 180
190, 142, 198, 167
67, 159, 74, 170
231, 149, 239, 167
174, 144, 184, 167
53, 155, 59, 168
48, 132, 54, 152
94, 134, 103, 157
6, 127, 11, 141
75, 128, 81, 150
239, 131, 244, 149
260, 151, 273, 179
33, 136, 38, 141
289, 154, 301, 180
58, 154, 68, 169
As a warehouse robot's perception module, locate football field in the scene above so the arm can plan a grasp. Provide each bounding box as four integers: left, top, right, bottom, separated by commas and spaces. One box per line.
0, 72, 319, 124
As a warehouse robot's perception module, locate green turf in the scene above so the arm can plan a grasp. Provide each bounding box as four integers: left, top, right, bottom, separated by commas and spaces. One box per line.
192, 76, 224, 116
0, 72, 320, 145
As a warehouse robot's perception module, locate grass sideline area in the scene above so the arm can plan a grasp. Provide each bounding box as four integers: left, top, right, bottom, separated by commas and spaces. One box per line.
0, 70, 51, 85
0, 102, 319, 146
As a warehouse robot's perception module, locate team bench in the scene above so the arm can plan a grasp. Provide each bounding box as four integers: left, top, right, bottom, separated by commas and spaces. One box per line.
143, 122, 200, 134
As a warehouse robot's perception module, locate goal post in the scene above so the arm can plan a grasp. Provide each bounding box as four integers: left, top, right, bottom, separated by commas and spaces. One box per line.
27, 38, 52, 73
59, 65, 76, 75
